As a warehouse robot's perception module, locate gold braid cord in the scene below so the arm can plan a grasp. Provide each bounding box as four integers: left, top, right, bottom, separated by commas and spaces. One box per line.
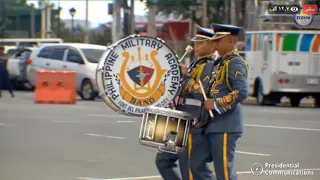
217, 89, 240, 112
214, 50, 247, 112
183, 64, 206, 94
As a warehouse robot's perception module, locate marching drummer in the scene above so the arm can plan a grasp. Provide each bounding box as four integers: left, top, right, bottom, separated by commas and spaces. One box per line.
155, 25, 220, 180
190, 24, 249, 180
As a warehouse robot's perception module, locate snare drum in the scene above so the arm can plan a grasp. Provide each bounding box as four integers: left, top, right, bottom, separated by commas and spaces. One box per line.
139, 106, 191, 154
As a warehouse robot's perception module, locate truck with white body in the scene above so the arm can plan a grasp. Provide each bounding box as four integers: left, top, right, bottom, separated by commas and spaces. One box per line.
245, 31, 320, 107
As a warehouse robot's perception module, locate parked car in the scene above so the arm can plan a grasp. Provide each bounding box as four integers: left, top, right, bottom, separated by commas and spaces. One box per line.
27, 43, 107, 100
7, 47, 38, 89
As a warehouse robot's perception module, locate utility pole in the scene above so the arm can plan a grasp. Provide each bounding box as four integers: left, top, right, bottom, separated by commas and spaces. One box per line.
30, 3, 35, 38
40, 0, 46, 38
84, 0, 89, 43
245, 0, 253, 30
147, 1, 157, 37
112, 0, 121, 42
201, 0, 208, 27
57, 0, 61, 38
230, 0, 236, 25
122, 0, 130, 37
130, 0, 135, 34
45, 2, 53, 38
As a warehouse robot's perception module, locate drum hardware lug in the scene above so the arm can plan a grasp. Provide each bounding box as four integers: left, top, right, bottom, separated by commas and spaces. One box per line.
164, 131, 177, 148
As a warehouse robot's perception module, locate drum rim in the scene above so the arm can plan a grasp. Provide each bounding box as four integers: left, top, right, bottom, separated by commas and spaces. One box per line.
96, 46, 121, 113
96, 34, 182, 117
145, 106, 191, 120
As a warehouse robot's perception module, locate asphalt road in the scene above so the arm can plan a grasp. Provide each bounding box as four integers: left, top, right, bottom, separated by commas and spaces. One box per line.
0, 92, 319, 180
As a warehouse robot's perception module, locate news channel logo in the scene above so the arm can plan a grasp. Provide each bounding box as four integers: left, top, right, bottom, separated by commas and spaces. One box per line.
294, 12, 314, 27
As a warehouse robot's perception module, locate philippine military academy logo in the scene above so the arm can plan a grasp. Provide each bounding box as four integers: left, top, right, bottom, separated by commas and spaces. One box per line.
102, 36, 181, 115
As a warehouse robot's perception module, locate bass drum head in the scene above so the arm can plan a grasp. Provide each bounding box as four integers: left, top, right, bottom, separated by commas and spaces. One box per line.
96, 46, 119, 113
96, 34, 181, 116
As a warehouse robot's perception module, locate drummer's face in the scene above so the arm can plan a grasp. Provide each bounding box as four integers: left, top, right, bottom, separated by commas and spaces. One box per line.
194, 40, 217, 57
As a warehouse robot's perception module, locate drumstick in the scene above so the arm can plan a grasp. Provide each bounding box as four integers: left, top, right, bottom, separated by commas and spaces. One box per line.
178, 45, 193, 63
198, 80, 214, 118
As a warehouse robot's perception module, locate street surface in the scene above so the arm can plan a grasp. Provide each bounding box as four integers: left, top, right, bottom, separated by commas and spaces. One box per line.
0, 92, 319, 180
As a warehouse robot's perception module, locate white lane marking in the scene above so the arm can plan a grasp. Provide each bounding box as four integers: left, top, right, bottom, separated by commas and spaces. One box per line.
78, 168, 320, 180
86, 160, 102, 163
0, 123, 16, 127
258, 109, 300, 113
117, 120, 135, 123
235, 151, 270, 156
52, 120, 136, 124
78, 176, 161, 180
52, 120, 112, 123
85, 133, 126, 140
244, 124, 320, 132
251, 119, 320, 124
258, 109, 318, 115
88, 114, 137, 118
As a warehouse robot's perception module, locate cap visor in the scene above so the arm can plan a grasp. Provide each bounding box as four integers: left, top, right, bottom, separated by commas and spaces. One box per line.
211, 34, 228, 40
191, 36, 211, 42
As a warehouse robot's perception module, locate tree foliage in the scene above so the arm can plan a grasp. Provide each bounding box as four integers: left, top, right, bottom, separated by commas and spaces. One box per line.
0, 0, 29, 37
303, 0, 320, 6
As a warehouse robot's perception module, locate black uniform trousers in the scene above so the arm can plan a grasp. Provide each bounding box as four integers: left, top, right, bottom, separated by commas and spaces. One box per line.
155, 134, 191, 180
0, 70, 14, 96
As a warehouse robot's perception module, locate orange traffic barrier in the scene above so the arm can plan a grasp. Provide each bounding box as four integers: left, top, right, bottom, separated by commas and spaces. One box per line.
34, 70, 77, 104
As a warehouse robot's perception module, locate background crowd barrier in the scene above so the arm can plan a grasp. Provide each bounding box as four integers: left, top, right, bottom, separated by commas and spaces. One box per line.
34, 70, 77, 104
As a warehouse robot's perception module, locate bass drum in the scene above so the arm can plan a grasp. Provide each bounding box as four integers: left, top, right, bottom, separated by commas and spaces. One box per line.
96, 34, 181, 116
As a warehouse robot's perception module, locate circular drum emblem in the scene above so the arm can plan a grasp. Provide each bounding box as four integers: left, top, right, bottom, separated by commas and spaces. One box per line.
100, 35, 180, 115
294, 13, 314, 27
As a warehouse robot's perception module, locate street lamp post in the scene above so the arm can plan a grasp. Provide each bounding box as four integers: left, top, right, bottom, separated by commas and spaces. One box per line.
69, 7, 76, 33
